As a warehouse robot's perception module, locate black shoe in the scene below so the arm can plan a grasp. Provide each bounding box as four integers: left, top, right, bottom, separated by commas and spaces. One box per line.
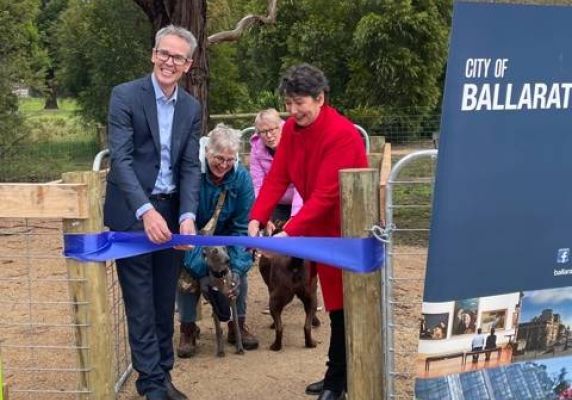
166, 381, 188, 400
317, 389, 345, 400
305, 379, 324, 395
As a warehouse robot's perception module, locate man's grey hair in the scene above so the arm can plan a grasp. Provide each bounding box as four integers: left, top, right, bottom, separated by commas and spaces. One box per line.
154, 25, 198, 58
206, 124, 241, 155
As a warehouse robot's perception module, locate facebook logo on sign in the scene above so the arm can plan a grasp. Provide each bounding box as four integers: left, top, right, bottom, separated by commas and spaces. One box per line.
557, 248, 570, 264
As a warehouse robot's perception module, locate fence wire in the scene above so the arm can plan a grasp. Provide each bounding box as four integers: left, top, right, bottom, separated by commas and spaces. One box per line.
384, 149, 438, 399
0, 217, 130, 399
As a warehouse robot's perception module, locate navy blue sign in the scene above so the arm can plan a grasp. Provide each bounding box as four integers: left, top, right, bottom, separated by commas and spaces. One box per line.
425, 1, 572, 302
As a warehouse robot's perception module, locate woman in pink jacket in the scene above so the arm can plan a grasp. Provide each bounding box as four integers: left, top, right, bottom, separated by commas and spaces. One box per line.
250, 108, 303, 224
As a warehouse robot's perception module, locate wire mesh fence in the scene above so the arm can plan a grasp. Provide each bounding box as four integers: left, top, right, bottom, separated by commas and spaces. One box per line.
1, 111, 439, 183
0, 140, 100, 183
0, 217, 130, 399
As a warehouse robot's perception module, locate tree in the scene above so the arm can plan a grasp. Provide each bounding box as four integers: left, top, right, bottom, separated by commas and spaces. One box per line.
132, 0, 278, 132
56, 0, 151, 123
235, 0, 451, 125
37, 0, 69, 109
347, 1, 451, 113
0, 0, 47, 150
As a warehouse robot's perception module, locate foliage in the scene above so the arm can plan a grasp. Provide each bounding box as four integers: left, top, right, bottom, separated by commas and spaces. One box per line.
1, 97, 98, 182
206, 0, 255, 113
348, 1, 451, 113
236, 0, 451, 123
208, 44, 252, 113
0, 0, 47, 147
36, 0, 69, 108
56, 0, 151, 123
25, 0, 452, 138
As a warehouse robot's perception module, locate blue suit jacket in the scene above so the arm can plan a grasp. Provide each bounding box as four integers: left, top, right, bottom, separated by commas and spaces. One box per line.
104, 74, 201, 231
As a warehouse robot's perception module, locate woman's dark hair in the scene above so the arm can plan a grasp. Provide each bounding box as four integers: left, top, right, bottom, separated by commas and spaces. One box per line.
278, 63, 330, 99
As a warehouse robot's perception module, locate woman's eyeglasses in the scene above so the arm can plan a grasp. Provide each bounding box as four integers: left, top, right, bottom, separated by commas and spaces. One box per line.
256, 126, 280, 136
212, 154, 236, 166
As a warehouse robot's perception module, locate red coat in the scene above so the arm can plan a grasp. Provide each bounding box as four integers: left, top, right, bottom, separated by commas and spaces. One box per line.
250, 105, 368, 311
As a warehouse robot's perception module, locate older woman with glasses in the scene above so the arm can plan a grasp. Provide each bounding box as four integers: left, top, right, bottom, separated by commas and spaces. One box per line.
176, 124, 259, 358
250, 109, 303, 225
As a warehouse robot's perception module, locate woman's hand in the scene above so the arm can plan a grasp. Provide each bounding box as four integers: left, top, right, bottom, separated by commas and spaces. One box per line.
247, 220, 261, 237
259, 230, 288, 258
264, 221, 277, 236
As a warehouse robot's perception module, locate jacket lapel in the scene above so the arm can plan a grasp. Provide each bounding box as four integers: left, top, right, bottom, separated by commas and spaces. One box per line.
171, 89, 185, 163
141, 75, 161, 154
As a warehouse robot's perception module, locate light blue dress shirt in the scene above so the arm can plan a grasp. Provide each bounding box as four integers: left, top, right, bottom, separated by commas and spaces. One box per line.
136, 74, 195, 224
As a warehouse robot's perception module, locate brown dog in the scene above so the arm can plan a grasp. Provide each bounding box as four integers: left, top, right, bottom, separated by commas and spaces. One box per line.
259, 252, 320, 351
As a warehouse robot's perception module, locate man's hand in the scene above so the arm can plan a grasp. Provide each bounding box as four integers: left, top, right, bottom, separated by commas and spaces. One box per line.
175, 218, 196, 250
142, 208, 172, 244
247, 220, 261, 237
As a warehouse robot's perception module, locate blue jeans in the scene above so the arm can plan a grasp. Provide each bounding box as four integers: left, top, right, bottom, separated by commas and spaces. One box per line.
178, 274, 248, 322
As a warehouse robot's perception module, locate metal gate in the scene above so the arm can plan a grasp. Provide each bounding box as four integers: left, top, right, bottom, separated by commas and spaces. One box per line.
383, 149, 438, 399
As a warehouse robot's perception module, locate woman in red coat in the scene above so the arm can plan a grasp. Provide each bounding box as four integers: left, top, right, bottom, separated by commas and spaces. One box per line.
248, 64, 368, 400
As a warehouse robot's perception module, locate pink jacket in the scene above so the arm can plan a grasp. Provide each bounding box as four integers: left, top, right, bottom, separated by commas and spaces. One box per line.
249, 132, 303, 216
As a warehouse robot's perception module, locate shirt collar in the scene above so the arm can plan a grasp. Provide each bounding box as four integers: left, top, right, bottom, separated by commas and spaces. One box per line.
151, 73, 178, 103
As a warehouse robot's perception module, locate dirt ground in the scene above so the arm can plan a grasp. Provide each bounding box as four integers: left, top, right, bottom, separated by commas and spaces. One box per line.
118, 269, 330, 400
117, 245, 428, 400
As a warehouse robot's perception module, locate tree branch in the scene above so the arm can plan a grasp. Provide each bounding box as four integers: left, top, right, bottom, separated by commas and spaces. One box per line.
207, 0, 278, 46
133, 0, 157, 20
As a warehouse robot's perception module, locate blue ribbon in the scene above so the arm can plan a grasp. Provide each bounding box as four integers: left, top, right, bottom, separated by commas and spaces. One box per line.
63, 232, 384, 274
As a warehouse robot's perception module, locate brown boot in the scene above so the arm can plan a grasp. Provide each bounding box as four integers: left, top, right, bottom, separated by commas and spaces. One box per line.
227, 319, 259, 350
177, 322, 200, 358
238, 318, 259, 350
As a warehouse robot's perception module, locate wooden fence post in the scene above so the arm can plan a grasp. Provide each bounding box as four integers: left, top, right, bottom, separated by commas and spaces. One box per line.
340, 168, 384, 400
370, 136, 386, 153
62, 171, 114, 399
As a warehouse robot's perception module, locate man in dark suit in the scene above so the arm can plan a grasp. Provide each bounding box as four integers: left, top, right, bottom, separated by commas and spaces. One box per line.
104, 25, 201, 400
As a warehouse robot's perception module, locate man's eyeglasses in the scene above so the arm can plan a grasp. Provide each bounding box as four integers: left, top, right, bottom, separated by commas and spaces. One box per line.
154, 48, 190, 66
212, 154, 236, 166
256, 126, 280, 136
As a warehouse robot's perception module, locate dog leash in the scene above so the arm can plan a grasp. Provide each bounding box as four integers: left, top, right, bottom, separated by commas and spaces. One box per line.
200, 190, 227, 236
178, 190, 227, 294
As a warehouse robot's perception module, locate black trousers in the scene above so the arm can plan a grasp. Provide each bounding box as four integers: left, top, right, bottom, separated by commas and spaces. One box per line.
116, 197, 182, 397
323, 309, 347, 392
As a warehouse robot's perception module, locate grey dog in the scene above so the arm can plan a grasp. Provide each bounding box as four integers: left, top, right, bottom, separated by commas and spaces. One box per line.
202, 246, 244, 356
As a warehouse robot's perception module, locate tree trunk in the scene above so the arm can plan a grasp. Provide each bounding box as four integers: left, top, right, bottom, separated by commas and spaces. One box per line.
139, 0, 209, 134
172, 1, 209, 135
44, 69, 58, 110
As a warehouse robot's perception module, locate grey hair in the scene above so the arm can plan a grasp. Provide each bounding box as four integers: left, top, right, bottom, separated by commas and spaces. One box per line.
206, 124, 241, 155
254, 108, 283, 127
154, 25, 198, 58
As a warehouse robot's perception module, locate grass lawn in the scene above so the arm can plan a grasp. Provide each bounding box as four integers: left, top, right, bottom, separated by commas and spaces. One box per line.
1, 98, 100, 182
